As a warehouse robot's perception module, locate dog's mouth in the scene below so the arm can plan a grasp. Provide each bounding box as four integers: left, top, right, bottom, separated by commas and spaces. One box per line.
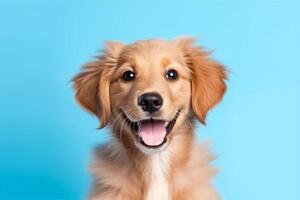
122, 110, 180, 149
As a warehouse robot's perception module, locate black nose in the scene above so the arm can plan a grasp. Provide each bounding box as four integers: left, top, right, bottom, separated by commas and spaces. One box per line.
138, 92, 163, 113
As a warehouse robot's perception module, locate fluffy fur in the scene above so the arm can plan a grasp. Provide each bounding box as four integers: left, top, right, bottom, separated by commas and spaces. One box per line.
73, 37, 227, 200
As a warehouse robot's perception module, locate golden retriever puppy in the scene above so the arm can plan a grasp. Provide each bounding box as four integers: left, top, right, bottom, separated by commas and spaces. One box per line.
73, 37, 227, 200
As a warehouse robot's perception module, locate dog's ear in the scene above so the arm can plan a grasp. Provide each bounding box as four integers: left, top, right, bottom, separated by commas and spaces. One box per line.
72, 41, 124, 128
174, 37, 227, 124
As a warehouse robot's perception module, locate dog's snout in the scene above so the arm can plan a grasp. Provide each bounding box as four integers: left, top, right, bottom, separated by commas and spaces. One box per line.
138, 92, 163, 113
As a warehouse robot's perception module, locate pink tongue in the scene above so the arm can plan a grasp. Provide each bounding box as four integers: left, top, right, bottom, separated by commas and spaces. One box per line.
139, 120, 166, 146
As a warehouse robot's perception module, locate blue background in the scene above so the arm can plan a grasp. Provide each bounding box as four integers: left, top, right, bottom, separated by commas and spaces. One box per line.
0, 0, 299, 199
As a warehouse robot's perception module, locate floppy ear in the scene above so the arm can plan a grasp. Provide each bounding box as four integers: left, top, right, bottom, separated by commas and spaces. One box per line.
174, 38, 227, 124
72, 41, 124, 128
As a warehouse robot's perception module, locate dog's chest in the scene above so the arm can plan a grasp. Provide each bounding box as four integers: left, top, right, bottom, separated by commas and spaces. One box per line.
145, 154, 170, 200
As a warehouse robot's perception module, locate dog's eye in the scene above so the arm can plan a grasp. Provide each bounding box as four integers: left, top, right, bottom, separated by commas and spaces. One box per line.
165, 69, 178, 80
122, 70, 135, 81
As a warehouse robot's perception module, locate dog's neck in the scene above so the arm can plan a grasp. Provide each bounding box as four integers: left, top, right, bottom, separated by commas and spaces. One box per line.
91, 118, 218, 199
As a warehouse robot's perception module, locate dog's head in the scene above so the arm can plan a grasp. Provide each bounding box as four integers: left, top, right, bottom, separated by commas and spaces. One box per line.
73, 38, 226, 153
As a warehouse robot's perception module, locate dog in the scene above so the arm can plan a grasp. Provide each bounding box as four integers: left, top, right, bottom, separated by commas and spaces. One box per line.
72, 37, 227, 200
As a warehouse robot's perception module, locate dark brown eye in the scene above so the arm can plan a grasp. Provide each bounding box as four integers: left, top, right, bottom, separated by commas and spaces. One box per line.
165, 69, 178, 80
122, 70, 135, 81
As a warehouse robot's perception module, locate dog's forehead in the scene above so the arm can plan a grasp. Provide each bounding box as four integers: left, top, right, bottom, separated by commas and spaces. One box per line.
119, 40, 184, 66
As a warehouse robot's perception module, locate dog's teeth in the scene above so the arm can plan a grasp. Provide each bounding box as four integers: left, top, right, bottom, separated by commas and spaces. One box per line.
164, 121, 168, 127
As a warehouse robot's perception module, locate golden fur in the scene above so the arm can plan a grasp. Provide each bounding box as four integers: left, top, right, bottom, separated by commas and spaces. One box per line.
73, 37, 227, 200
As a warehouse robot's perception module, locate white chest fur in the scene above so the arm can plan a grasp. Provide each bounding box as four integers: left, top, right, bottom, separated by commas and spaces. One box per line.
145, 153, 171, 200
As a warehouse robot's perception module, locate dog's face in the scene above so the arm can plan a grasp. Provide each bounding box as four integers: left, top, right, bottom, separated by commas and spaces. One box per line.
73, 38, 226, 153
109, 41, 191, 152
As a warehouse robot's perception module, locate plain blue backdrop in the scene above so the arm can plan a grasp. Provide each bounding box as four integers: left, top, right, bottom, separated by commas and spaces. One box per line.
0, 0, 300, 199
